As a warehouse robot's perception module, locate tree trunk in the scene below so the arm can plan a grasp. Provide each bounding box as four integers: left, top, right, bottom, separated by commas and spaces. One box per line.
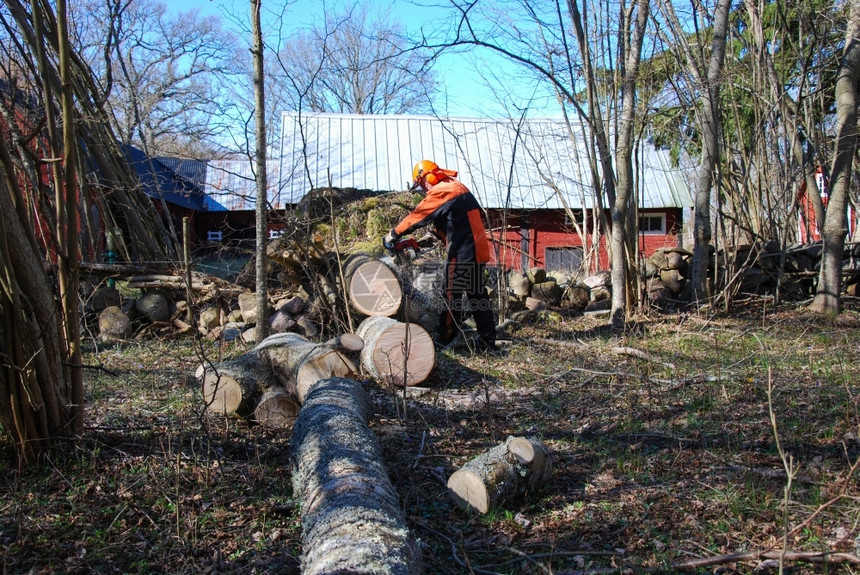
51, 0, 84, 436
446, 436, 552, 515
355, 316, 435, 387
342, 254, 403, 317
692, 0, 731, 307
566, 0, 649, 329
565, 0, 623, 326
658, 0, 731, 307
251, 0, 269, 344
257, 332, 358, 402
608, 0, 650, 328
812, 0, 860, 314
290, 377, 422, 575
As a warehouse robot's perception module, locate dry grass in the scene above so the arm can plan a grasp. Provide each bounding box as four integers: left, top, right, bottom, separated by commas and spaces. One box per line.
3, 300, 860, 574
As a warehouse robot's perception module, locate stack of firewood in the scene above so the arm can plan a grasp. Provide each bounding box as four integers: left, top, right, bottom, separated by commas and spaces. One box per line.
85, 244, 414, 340
505, 266, 611, 314
643, 247, 692, 309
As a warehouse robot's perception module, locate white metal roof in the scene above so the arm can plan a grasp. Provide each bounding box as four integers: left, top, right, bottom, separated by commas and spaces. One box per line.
206, 112, 692, 211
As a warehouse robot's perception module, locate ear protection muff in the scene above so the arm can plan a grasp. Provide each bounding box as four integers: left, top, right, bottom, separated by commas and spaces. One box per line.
424, 171, 440, 186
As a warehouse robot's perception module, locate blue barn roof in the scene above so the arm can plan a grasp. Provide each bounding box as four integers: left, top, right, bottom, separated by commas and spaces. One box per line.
122, 145, 217, 211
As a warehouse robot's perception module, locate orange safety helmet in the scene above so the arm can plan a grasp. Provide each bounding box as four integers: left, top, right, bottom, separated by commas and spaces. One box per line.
411, 159, 457, 190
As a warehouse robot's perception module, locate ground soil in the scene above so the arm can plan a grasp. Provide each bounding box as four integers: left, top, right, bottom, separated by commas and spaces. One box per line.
2, 301, 860, 574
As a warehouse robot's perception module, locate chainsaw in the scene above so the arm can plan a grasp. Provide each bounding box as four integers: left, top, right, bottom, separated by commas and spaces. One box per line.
387, 237, 421, 264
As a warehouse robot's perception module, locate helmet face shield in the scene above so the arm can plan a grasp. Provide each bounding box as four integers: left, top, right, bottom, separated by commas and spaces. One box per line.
408, 180, 423, 193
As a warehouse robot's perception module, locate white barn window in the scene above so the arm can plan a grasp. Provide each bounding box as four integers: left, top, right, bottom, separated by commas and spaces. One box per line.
638, 213, 666, 235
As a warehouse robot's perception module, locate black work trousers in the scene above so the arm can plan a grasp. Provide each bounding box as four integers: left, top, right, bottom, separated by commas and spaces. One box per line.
436, 259, 496, 346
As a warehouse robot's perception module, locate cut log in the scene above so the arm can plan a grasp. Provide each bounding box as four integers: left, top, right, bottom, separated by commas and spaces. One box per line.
198, 351, 299, 428
255, 332, 358, 403
447, 436, 552, 515
98, 306, 131, 342
253, 388, 300, 428
508, 436, 550, 475
325, 332, 365, 353
342, 254, 402, 317
356, 315, 435, 387
291, 377, 421, 575
198, 353, 276, 417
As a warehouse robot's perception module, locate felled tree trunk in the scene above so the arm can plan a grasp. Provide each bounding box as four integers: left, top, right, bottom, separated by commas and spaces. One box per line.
198, 352, 273, 417
290, 377, 421, 575
197, 352, 300, 426
447, 436, 552, 514
199, 333, 360, 426
256, 332, 358, 402
355, 315, 435, 387
342, 254, 402, 317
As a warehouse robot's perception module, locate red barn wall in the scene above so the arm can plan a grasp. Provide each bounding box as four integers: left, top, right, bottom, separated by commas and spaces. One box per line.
636, 208, 685, 254
486, 207, 686, 273
195, 206, 686, 276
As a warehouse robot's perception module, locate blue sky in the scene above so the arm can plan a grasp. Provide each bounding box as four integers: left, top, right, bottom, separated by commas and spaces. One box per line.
165, 0, 559, 118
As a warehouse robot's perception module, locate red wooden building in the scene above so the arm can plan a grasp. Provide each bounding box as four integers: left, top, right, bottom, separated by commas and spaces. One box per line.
140, 113, 692, 276
269, 112, 694, 273
484, 206, 686, 273
796, 166, 856, 244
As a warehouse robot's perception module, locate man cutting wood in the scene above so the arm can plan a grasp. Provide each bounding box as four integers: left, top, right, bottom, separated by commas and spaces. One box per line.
384, 159, 499, 353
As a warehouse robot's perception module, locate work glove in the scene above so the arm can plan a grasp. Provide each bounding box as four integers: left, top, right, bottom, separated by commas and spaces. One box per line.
382, 229, 397, 250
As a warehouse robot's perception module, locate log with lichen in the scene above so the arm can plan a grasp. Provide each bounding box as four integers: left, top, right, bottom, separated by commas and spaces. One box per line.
446, 436, 552, 515
290, 377, 422, 574
198, 352, 272, 417
255, 332, 358, 403
197, 352, 300, 427
198, 332, 358, 426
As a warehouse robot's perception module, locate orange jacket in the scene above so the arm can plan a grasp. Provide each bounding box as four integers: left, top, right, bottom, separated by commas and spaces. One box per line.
394, 178, 490, 264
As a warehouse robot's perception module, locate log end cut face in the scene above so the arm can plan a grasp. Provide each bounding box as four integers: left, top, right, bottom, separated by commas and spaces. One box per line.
373, 323, 435, 386
348, 259, 402, 316
447, 469, 489, 514
201, 371, 242, 414
446, 436, 552, 516
296, 351, 358, 402
254, 390, 300, 428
